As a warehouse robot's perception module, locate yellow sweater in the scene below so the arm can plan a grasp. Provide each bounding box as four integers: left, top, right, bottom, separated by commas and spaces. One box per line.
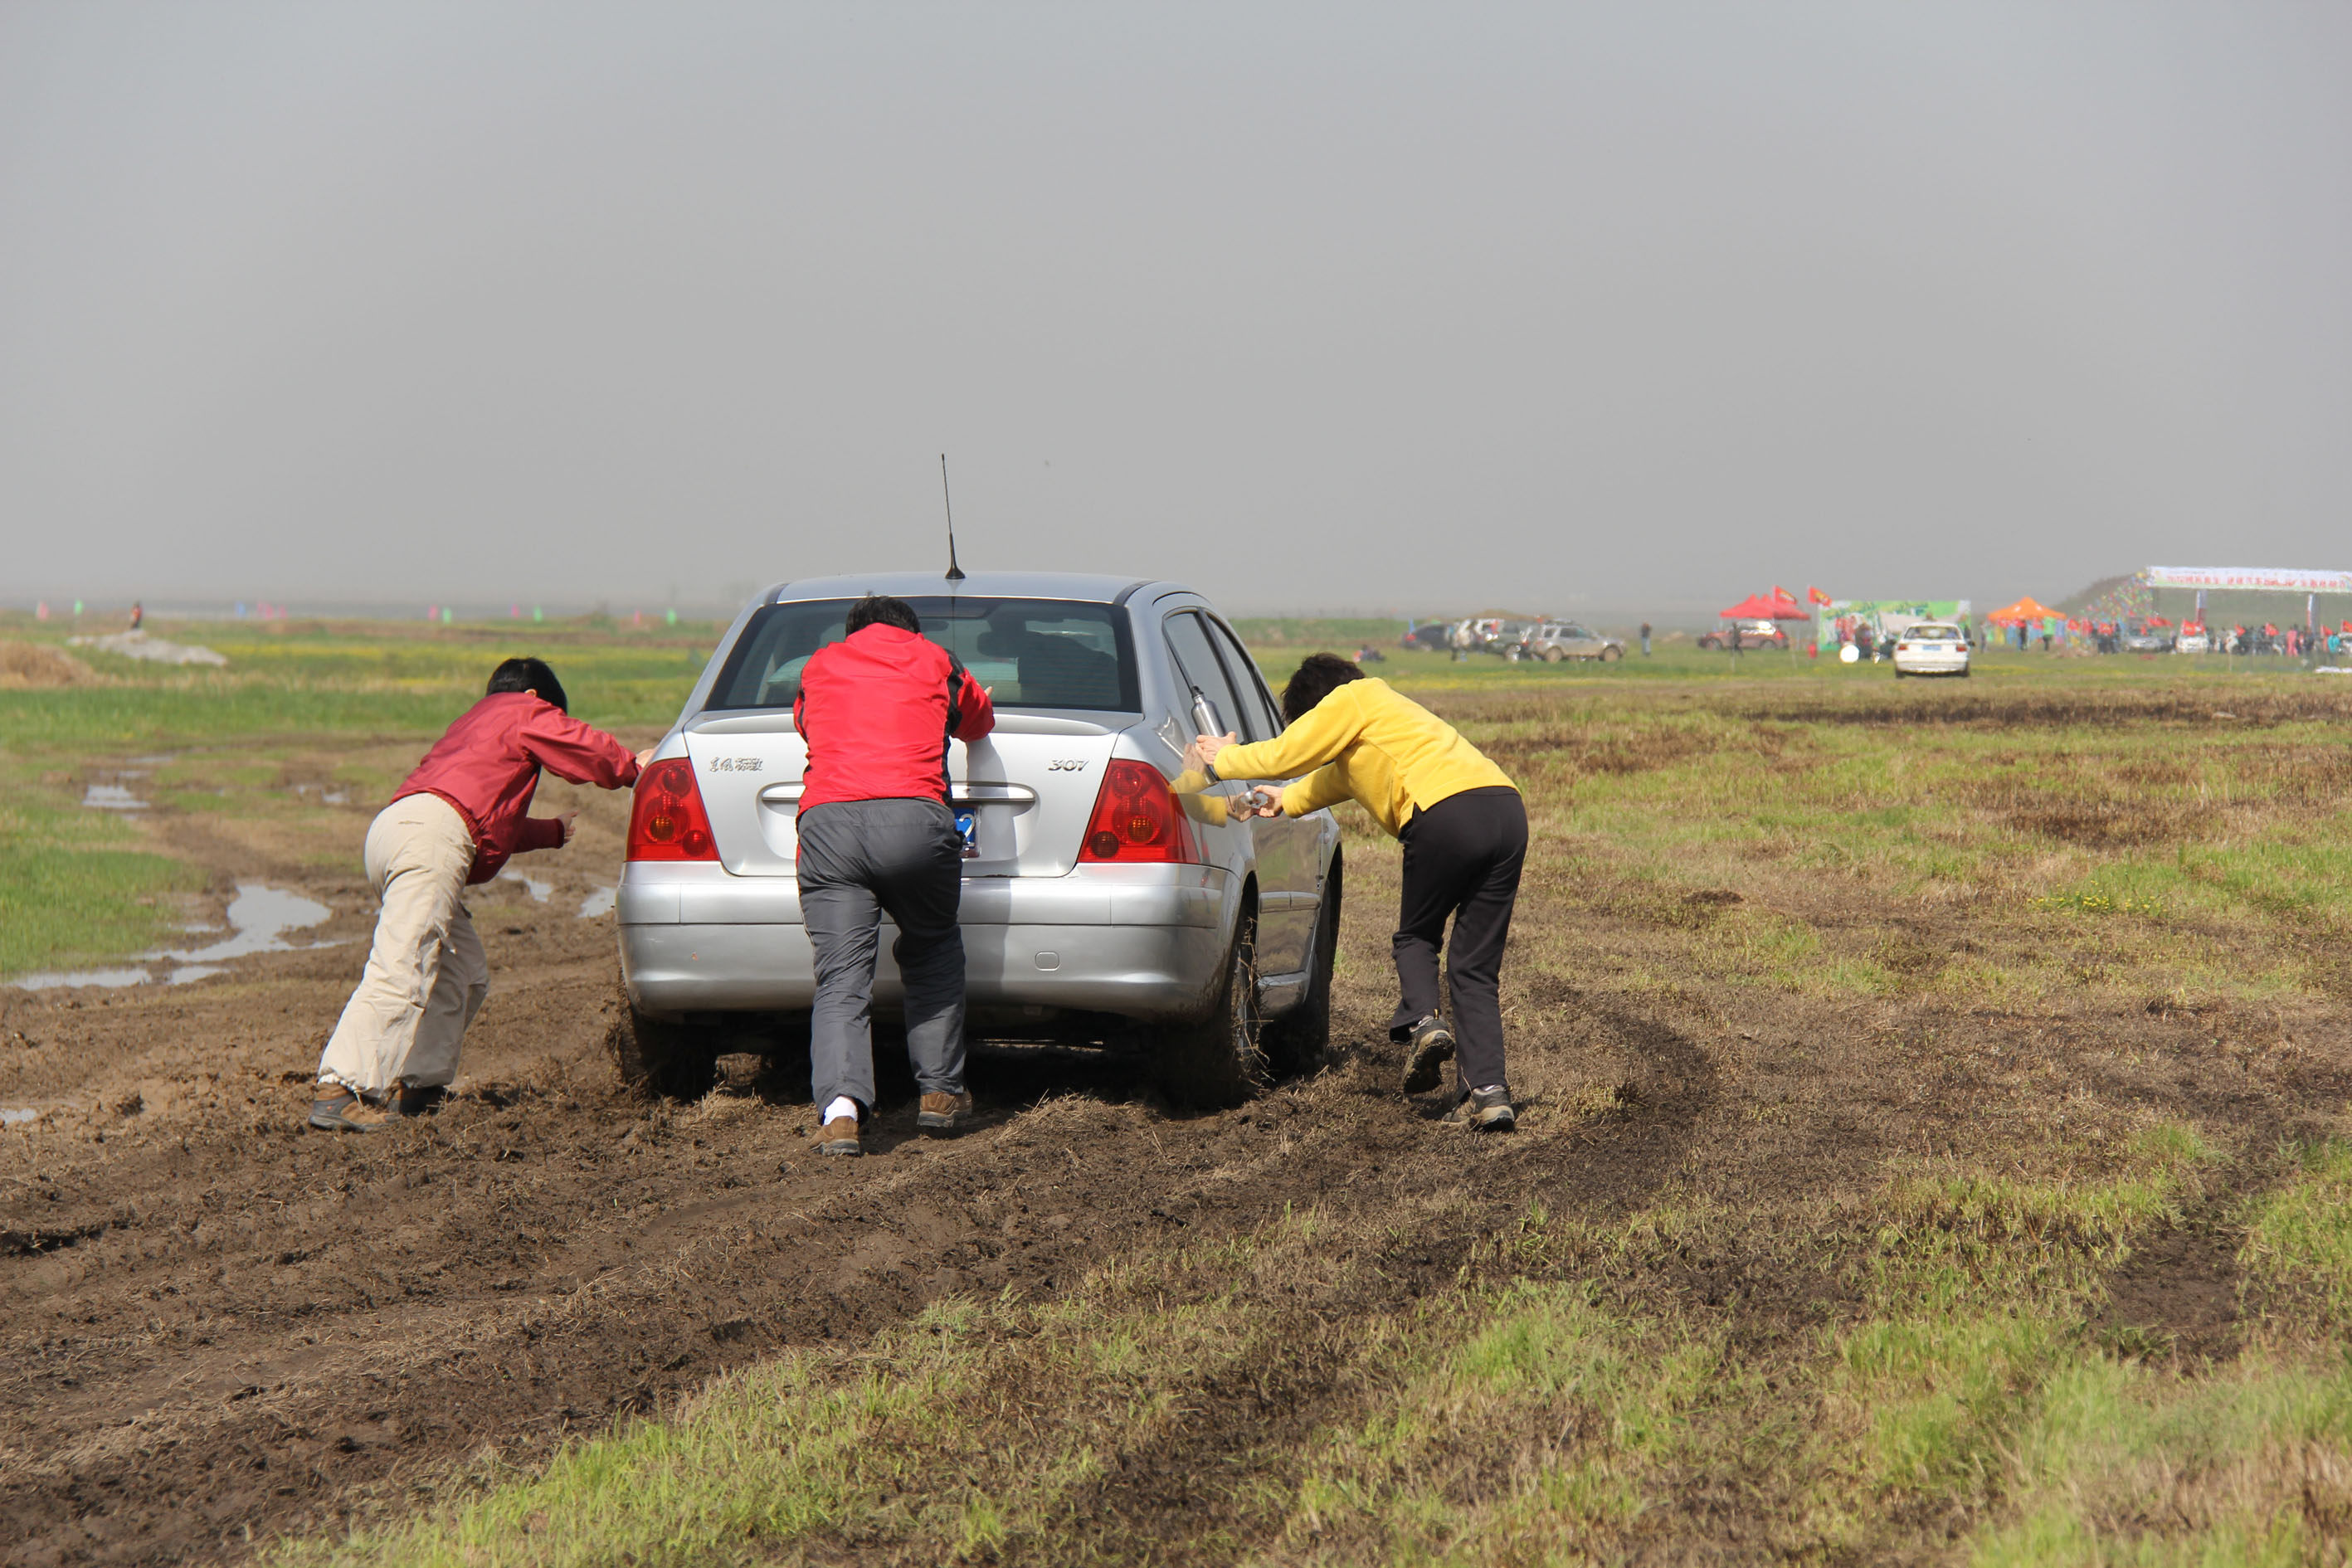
1176, 678, 1515, 839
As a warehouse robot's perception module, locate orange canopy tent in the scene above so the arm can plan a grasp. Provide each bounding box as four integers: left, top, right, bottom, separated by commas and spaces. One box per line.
1984, 596, 2062, 625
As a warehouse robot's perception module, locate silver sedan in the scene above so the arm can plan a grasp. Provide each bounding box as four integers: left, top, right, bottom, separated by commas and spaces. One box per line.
614, 572, 1343, 1105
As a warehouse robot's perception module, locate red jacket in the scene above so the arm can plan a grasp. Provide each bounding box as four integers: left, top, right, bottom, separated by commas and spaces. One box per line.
793, 624, 994, 811
396, 692, 641, 884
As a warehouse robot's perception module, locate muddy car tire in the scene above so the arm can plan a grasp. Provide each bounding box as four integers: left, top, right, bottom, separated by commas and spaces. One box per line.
1155, 903, 1267, 1108
608, 980, 718, 1099
1600, 645, 1622, 663
1261, 856, 1340, 1077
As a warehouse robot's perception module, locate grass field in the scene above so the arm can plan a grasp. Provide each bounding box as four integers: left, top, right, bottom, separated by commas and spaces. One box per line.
7, 616, 2352, 1562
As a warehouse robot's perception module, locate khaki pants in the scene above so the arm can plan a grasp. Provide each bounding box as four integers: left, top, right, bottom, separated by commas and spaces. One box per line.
315, 793, 489, 1095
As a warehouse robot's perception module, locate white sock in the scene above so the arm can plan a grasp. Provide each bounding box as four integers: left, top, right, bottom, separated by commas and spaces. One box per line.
823, 1095, 860, 1125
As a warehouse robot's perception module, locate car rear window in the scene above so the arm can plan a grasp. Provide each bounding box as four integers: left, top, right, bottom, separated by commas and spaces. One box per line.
705, 597, 1140, 713
1909, 625, 1960, 639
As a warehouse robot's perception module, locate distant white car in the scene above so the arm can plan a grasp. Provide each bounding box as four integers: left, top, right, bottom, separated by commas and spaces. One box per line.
2174, 627, 2212, 655
1892, 623, 1970, 679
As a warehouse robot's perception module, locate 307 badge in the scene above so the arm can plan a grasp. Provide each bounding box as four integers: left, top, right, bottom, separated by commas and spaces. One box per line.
1046, 758, 1088, 772
706, 756, 764, 772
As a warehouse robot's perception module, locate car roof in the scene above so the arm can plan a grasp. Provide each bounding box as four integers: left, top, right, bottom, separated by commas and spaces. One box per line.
762, 571, 1166, 606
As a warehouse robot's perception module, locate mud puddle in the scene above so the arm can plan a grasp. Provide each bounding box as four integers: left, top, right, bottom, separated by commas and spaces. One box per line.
80, 782, 148, 811
6, 884, 333, 992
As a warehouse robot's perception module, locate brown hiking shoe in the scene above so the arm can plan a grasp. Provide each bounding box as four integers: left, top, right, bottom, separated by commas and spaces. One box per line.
307, 1088, 397, 1133
918, 1091, 973, 1136
1400, 1014, 1456, 1094
818, 1114, 862, 1157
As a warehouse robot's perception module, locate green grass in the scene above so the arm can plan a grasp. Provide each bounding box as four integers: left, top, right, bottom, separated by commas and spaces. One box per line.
0, 842, 208, 975
2241, 1139, 2352, 1328
1971, 1354, 2352, 1566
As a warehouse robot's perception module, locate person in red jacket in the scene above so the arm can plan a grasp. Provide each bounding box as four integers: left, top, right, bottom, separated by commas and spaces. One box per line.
308, 658, 648, 1132
793, 594, 994, 1156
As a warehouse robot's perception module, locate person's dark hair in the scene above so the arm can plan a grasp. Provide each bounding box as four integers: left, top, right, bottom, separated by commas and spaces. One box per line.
1281, 652, 1370, 723
845, 593, 923, 635
486, 656, 567, 713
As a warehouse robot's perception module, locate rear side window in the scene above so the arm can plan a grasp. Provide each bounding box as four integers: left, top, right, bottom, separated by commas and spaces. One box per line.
1162, 611, 1252, 741
706, 597, 1139, 713
1205, 617, 1283, 740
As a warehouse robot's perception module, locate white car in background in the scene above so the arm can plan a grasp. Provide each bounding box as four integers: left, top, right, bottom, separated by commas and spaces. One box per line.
2174, 626, 2212, 655
1892, 623, 1970, 679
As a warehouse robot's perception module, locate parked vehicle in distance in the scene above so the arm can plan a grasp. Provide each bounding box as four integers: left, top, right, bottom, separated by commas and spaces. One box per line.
614, 572, 1343, 1108
1481, 620, 1536, 655
2117, 620, 2174, 654
2174, 625, 2212, 655
1892, 622, 1970, 679
1697, 619, 1790, 650
1512, 621, 1625, 663
1400, 622, 1455, 652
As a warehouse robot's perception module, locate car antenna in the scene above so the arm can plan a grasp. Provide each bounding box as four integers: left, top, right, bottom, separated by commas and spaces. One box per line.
940, 454, 966, 583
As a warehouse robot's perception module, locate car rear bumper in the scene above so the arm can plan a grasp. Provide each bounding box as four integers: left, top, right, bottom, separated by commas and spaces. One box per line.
617, 862, 1234, 1020
1893, 651, 1970, 673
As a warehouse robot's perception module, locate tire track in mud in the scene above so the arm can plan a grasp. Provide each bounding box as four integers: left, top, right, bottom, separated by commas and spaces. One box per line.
1017, 989, 1724, 1562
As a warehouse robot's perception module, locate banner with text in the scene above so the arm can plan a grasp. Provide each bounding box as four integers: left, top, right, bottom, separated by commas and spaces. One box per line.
2145, 566, 2352, 594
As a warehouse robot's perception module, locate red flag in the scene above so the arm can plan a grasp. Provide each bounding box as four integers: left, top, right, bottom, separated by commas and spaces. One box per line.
1806, 586, 1832, 606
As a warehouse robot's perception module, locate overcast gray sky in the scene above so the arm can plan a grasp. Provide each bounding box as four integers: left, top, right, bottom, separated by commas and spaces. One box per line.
3, 2, 2346, 619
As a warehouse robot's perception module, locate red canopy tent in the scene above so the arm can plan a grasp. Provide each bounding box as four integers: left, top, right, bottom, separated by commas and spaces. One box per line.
1721, 591, 1809, 621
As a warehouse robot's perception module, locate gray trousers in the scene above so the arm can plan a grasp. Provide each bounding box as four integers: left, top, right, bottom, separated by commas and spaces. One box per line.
796, 797, 967, 1113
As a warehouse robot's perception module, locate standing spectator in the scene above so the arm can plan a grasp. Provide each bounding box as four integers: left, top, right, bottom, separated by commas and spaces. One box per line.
1639, 621, 1653, 656
793, 594, 996, 1157
128, 601, 144, 631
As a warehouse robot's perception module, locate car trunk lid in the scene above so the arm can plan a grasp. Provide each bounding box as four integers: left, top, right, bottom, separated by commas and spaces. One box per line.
682, 711, 1128, 878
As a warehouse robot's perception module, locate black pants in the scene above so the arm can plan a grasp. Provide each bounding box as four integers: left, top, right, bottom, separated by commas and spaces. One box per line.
1389, 786, 1527, 1093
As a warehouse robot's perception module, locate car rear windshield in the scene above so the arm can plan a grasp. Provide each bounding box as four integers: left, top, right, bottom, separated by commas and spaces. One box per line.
1909, 626, 1960, 639
704, 597, 1140, 713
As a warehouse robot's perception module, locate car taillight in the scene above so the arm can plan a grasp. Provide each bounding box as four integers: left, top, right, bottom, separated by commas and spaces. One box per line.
1897, 643, 1913, 653
627, 758, 718, 861
1077, 759, 1200, 864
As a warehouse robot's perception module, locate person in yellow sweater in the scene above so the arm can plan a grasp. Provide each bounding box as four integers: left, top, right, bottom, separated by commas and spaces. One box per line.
1181, 653, 1526, 1129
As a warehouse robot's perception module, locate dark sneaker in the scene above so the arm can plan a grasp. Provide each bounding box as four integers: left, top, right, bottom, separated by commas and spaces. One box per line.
396, 1084, 448, 1118
1445, 1085, 1517, 1132
918, 1091, 973, 1136
307, 1088, 396, 1133
818, 1114, 862, 1157
1400, 1015, 1456, 1094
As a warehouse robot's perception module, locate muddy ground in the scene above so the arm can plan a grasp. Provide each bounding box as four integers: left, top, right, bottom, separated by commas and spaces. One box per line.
7, 697, 2352, 1565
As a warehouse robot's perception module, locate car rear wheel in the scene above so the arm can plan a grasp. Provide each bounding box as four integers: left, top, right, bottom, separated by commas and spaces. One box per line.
608, 976, 718, 1099
1261, 856, 1340, 1077
1155, 901, 1267, 1107
1544, 647, 1565, 664
1600, 645, 1622, 663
